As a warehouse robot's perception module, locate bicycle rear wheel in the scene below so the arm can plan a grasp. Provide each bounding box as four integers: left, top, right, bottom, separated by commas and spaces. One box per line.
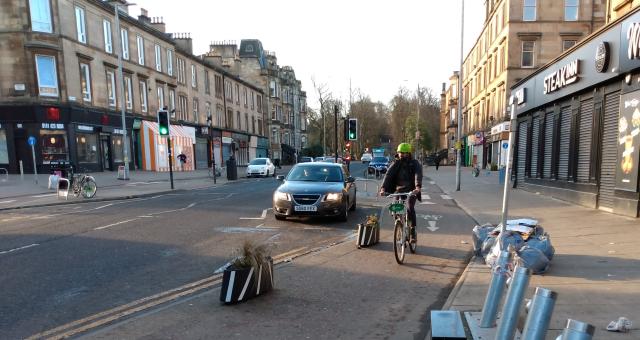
393, 219, 405, 264
81, 178, 97, 198
409, 229, 417, 253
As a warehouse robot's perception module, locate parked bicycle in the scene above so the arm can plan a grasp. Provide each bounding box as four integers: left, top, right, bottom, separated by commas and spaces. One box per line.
385, 192, 417, 264
70, 173, 97, 198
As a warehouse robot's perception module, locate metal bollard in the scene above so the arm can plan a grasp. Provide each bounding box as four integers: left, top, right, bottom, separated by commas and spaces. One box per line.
480, 250, 511, 327
496, 266, 532, 340
522, 287, 558, 340
20, 160, 24, 180
558, 319, 595, 340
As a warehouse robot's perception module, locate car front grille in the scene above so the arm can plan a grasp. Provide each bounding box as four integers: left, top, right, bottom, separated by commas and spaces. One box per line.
292, 194, 321, 205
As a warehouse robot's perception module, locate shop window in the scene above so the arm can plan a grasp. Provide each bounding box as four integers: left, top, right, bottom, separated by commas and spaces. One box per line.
0, 129, 8, 164
35, 55, 58, 97
76, 133, 98, 163
40, 130, 68, 164
30, 0, 52, 33
112, 135, 124, 163
565, 0, 578, 21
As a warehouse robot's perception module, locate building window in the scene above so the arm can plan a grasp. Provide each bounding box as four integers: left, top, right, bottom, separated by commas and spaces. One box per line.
0, 129, 7, 164
258, 118, 263, 136
257, 95, 262, 113
75, 6, 86, 43
103, 20, 112, 53
157, 86, 165, 111
106, 70, 116, 107
155, 44, 162, 72
193, 98, 199, 123
191, 65, 197, 88
120, 28, 129, 60
252, 117, 256, 134
251, 92, 255, 110
177, 58, 185, 84
523, 0, 536, 21
237, 111, 241, 129
76, 133, 98, 163
215, 75, 222, 98
565, 0, 579, 21
169, 88, 176, 117
269, 80, 276, 97
236, 84, 240, 104
40, 130, 68, 163
35, 55, 58, 97
563, 40, 577, 51
179, 95, 188, 121
79, 63, 91, 102
245, 113, 249, 132
225, 80, 233, 101
521, 41, 535, 68
227, 109, 233, 128
139, 80, 148, 113
30, 0, 52, 33
244, 88, 248, 107
216, 105, 223, 126
167, 50, 174, 76
137, 35, 145, 65
205, 102, 212, 125
204, 70, 210, 94
271, 104, 276, 120
124, 75, 133, 110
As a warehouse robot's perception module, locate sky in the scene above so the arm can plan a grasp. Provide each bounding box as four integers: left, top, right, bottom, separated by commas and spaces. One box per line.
129, 0, 485, 110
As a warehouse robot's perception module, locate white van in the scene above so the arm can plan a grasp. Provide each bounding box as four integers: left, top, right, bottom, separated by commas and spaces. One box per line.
361, 153, 373, 163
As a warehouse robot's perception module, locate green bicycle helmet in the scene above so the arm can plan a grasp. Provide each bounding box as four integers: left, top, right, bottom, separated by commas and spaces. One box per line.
397, 143, 412, 153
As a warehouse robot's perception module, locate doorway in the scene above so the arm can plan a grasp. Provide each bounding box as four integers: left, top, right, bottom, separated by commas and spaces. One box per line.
100, 134, 112, 171
14, 135, 33, 173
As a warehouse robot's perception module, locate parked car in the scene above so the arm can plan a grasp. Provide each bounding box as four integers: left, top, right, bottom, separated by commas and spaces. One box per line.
299, 156, 313, 163
367, 156, 390, 177
273, 163, 356, 221
361, 153, 373, 163
246, 158, 276, 178
314, 157, 325, 162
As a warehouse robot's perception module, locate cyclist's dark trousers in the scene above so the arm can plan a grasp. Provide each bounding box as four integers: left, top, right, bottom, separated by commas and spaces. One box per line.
407, 194, 417, 228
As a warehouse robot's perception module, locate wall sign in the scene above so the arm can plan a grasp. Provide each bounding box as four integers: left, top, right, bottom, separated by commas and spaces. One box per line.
595, 42, 610, 73
515, 88, 526, 105
42, 123, 65, 129
77, 125, 94, 132
616, 90, 640, 191
627, 22, 640, 60
543, 60, 580, 94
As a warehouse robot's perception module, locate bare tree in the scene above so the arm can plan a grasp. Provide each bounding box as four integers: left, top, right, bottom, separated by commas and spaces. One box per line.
312, 77, 332, 156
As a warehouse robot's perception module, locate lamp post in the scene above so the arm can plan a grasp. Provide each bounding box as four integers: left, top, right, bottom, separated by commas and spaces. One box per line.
111, 1, 135, 180
456, 0, 465, 191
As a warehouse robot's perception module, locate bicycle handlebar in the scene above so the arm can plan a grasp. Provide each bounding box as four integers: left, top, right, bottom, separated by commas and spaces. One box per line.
383, 192, 416, 198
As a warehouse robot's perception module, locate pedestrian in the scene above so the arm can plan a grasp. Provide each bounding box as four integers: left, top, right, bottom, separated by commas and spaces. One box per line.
435, 155, 441, 171
177, 152, 187, 171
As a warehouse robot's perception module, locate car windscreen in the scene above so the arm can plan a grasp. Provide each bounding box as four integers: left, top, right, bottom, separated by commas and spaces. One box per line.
287, 166, 343, 182
372, 157, 387, 163
249, 159, 267, 165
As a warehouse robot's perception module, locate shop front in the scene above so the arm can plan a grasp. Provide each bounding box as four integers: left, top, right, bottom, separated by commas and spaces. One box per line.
489, 122, 510, 168
232, 132, 249, 166
139, 121, 194, 172
511, 8, 640, 217
195, 126, 210, 170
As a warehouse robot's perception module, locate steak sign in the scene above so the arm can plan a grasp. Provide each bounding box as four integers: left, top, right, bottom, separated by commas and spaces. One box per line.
543, 60, 580, 95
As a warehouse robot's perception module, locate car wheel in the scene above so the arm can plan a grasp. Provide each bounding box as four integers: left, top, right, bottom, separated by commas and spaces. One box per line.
273, 169, 276, 177
349, 192, 357, 211
339, 199, 348, 221
266, 170, 269, 178
275, 214, 286, 220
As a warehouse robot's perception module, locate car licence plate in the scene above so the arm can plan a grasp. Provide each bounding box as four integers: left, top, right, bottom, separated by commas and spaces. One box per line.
294, 205, 317, 212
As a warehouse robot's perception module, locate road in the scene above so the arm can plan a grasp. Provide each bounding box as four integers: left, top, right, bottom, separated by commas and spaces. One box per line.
0, 162, 476, 339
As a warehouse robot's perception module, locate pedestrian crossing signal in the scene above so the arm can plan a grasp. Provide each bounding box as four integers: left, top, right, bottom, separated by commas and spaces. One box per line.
158, 110, 169, 136
348, 118, 357, 141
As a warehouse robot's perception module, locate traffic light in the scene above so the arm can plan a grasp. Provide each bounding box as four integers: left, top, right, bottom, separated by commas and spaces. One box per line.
348, 118, 357, 141
158, 110, 169, 136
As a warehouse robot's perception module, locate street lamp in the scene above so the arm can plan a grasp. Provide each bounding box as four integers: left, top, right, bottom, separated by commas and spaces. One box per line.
110, 0, 135, 180
456, 0, 465, 191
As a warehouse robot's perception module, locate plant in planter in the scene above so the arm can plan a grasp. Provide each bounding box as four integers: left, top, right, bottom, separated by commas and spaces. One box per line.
356, 214, 380, 248
220, 240, 274, 304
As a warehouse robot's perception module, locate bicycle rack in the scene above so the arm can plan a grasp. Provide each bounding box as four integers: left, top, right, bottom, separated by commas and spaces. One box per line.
57, 178, 70, 200
0, 168, 7, 182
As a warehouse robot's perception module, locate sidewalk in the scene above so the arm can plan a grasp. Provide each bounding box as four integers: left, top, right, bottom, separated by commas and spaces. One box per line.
427, 165, 640, 339
0, 166, 292, 210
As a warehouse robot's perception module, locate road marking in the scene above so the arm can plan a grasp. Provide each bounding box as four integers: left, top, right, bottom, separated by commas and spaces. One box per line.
31, 193, 56, 198
94, 203, 113, 210
419, 201, 435, 205
429, 181, 435, 185
441, 194, 453, 200
239, 208, 272, 220
427, 221, 439, 232
0, 243, 39, 255
94, 218, 138, 230
418, 214, 443, 221
0, 200, 16, 204
421, 194, 431, 200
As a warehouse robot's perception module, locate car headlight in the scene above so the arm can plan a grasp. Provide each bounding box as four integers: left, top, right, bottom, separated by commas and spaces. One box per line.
274, 191, 291, 201
325, 193, 342, 201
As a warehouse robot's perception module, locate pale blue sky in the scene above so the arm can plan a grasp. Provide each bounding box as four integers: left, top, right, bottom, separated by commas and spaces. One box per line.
129, 0, 485, 109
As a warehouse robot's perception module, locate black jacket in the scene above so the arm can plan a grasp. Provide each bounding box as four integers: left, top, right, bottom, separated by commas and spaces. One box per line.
382, 157, 423, 198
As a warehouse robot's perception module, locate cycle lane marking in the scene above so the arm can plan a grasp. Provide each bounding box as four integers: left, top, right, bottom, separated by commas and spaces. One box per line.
0, 243, 40, 255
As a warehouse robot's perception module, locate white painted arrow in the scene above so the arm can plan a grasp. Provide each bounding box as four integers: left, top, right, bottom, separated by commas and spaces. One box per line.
427, 220, 439, 232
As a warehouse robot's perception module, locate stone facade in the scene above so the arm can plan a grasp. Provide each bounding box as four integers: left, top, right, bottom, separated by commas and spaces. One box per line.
440, 72, 459, 165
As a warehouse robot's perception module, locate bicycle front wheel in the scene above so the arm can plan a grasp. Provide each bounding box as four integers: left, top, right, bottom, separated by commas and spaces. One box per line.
81, 178, 97, 198
393, 219, 405, 264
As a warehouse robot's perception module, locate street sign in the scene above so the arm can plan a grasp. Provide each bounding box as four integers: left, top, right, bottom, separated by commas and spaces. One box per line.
27, 136, 36, 146
502, 142, 509, 149
454, 141, 462, 150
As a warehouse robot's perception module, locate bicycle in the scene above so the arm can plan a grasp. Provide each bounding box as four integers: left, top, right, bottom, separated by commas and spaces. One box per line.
68, 173, 97, 198
385, 192, 417, 264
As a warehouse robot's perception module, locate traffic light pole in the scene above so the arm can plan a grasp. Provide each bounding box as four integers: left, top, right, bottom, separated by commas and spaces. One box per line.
334, 104, 339, 163
167, 137, 174, 189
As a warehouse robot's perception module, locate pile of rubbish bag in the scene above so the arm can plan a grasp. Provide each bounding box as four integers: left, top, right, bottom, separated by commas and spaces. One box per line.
472, 218, 554, 274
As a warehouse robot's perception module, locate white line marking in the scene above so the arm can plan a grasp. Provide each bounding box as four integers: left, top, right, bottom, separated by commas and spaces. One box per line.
94, 203, 113, 210
0, 200, 16, 204
255, 223, 265, 228
427, 220, 439, 232
225, 271, 235, 302
238, 267, 254, 301
239, 208, 272, 220
428, 221, 437, 228
0, 243, 39, 255
429, 181, 435, 184
94, 218, 138, 230
421, 194, 431, 200
419, 201, 435, 205
261, 208, 271, 218
31, 194, 56, 198
441, 194, 453, 200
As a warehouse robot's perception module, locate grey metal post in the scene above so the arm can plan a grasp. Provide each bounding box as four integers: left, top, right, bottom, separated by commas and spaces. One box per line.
500, 95, 517, 232
480, 250, 511, 327
455, 0, 464, 191
114, 2, 130, 180
31, 144, 38, 184
522, 287, 558, 340
19, 160, 24, 180
496, 266, 532, 340
559, 319, 595, 340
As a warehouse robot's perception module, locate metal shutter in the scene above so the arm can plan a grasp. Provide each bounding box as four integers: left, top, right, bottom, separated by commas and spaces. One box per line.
577, 99, 593, 182
558, 106, 571, 179
195, 138, 208, 169
517, 121, 528, 184
543, 113, 554, 178
531, 116, 540, 178
599, 92, 620, 210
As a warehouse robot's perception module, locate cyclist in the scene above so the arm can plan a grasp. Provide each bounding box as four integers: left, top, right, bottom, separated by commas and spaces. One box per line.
379, 143, 423, 242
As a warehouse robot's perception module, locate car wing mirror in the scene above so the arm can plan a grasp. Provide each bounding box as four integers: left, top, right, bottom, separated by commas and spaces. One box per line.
346, 176, 355, 183
276, 175, 285, 181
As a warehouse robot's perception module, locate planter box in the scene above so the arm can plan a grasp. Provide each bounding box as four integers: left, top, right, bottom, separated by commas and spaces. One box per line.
220, 257, 274, 304
356, 223, 380, 248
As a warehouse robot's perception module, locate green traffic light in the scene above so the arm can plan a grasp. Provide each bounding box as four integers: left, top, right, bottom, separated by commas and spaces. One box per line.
160, 127, 168, 135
